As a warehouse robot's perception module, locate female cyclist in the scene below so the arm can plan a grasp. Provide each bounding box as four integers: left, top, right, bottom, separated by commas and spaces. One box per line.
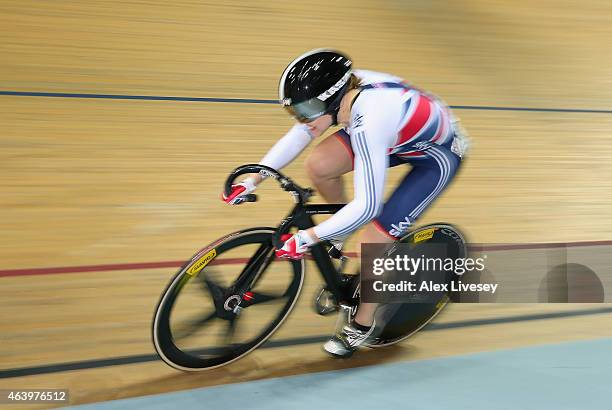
222, 48, 468, 357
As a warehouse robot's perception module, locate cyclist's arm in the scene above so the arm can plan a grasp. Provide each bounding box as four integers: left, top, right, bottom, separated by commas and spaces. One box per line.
238, 123, 314, 187
313, 96, 400, 241
259, 123, 314, 172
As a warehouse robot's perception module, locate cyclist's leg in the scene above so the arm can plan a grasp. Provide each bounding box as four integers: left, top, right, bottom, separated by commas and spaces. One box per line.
356, 146, 462, 325
352, 223, 392, 326
373, 146, 462, 239
323, 222, 393, 357
323, 146, 461, 357
305, 129, 353, 203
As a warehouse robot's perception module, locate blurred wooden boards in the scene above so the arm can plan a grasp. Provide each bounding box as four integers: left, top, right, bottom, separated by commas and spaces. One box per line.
1, 260, 611, 408
2, 0, 612, 268
1, 0, 611, 106
1, 96, 612, 269
1, 0, 612, 408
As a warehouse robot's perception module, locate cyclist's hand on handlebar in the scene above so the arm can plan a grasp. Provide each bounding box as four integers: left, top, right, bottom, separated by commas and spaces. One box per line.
222, 178, 257, 205
276, 231, 315, 260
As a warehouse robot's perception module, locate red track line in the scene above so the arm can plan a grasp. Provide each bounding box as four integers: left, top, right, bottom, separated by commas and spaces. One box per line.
0, 257, 252, 278
467, 239, 612, 251
0, 261, 184, 278
1, 240, 610, 279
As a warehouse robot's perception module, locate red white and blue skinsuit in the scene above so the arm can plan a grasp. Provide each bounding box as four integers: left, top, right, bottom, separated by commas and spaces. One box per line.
261, 69, 468, 240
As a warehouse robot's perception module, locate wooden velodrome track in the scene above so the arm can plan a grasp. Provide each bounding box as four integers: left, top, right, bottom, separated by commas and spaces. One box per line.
1, 1, 612, 408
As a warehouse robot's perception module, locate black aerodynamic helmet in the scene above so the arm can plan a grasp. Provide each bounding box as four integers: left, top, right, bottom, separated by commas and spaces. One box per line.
278, 49, 352, 123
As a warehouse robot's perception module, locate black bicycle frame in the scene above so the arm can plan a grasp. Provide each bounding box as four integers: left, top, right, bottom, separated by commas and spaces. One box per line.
277, 202, 350, 303
224, 164, 355, 305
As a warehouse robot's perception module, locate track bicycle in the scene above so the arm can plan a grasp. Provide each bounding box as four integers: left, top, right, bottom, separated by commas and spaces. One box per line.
152, 164, 467, 371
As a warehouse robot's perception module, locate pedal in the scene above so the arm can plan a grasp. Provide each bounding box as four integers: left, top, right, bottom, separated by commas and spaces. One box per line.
314, 287, 339, 316
314, 273, 360, 316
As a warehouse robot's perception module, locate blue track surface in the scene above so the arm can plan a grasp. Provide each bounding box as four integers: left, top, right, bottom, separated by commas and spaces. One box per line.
65, 337, 612, 410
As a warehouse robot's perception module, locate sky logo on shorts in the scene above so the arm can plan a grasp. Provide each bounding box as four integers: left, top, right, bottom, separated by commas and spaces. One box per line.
389, 216, 412, 237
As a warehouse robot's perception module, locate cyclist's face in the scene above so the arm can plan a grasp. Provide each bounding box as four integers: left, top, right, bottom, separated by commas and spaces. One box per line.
304, 114, 333, 137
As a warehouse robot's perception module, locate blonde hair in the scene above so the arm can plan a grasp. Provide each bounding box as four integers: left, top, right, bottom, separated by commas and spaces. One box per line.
348, 74, 363, 90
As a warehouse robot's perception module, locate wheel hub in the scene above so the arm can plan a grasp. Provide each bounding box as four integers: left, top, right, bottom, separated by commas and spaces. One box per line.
223, 294, 242, 314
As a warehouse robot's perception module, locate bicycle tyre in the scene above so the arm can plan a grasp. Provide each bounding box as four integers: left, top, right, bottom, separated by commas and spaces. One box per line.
152, 227, 304, 371
361, 223, 468, 348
